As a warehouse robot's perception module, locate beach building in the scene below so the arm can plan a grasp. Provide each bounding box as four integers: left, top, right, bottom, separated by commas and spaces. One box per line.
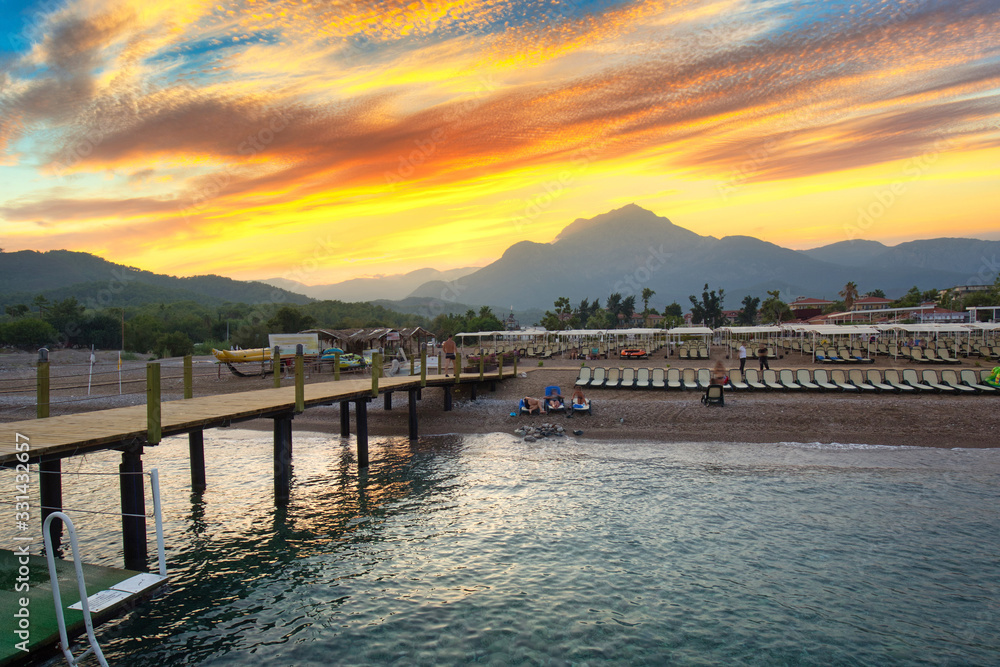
850, 296, 893, 311
789, 297, 833, 320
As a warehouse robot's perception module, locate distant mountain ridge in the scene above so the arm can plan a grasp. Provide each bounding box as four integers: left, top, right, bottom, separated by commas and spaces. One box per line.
262, 266, 479, 301
407, 204, 999, 310
0, 250, 311, 309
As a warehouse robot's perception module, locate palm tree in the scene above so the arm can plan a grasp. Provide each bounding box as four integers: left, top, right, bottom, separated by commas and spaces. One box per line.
641, 287, 655, 314
840, 282, 859, 310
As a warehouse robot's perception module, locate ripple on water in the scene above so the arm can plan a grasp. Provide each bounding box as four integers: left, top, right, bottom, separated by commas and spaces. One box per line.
12, 431, 998, 666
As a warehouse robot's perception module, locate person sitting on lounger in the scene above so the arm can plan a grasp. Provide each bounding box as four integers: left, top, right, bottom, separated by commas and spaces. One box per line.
712, 360, 728, 385
522, 396, 544, 414
571, 388, 589, 409
546, 392, 564, 412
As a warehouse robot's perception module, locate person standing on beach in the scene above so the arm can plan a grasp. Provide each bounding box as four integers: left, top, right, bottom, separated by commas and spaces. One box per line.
442, 335, 457, 376
757, 342, 770, 371
738, 342, 747, 373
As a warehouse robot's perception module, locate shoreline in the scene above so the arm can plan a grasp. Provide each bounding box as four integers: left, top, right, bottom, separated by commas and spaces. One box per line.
2, 350, 998, 450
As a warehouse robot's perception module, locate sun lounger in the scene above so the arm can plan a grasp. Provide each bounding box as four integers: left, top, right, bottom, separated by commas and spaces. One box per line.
544, 386, 567, 412
678, 348, 689, 360
902, 368, 936, 392
575, 367, 591, 387
777, 369, 802, 390
588, 367, 607, 388
620, 367, 636, 389
681, 368, 699, 390
921, 369, 956, 393
936, 348, 961, 364
701, 384, 724, 406
698, 347, 710, 359
727, 369, 749, 390
743, 369, 767, 390
922, 349, 946, 364
882, 369, 915, 392
778, 369, 802, 389
865, 369, 895, 393
604, 367, 621, 389
635, 368, 651, 389
666, 368, 683, 390
814, 349, 828, 363
910, 348, 932, 363
939, 369, 975, 393
812, 369, 839, 391
830, 369, 859, 391
960, 369, 997, 393
795, 369, 820, 390
651, 367, 666, 389
848, 369, 877, 392
826, 349, 846, 363
762, 369, 784, 390
697, 368, 712, 389
571, 397, 592, 414
849, 348, 873, 363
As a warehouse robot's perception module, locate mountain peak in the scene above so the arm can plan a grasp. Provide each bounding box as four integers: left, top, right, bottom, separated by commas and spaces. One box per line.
553, 204, 664, 242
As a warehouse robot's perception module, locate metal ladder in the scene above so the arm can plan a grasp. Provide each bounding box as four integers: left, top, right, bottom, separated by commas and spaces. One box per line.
42, 468, 167, 666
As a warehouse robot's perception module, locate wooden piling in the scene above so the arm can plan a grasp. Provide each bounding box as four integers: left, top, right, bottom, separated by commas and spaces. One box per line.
39, 458, 62, 550
479, 352, 484, 381
146, 362, 161, 445
408, 389, 418, 440
273, 414, 292, 506
371, 352, 380, 398
513, 352, 518, 376
334, 352, 341, 381
340, 401, 351, 437
273, 346, 281, 388
183, 355, 193, 399
455, 353, 461, 383
189, 430, 206, 492
420, 349, 427, 387
355, 399, 369, 468
37, 348, 49, 419
294, 344, 305, 413
120, 444, 148, 571
443, 385, 452, 412
384, 391, 392, 410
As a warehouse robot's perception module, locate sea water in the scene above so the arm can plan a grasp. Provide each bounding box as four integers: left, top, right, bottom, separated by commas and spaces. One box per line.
17, 431, 1000, 665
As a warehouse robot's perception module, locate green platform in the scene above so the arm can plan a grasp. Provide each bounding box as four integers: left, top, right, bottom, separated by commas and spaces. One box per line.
0, 549, 165, 666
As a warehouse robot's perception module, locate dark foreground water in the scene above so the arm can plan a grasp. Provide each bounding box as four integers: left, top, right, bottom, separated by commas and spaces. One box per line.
18, 432, 1000, 665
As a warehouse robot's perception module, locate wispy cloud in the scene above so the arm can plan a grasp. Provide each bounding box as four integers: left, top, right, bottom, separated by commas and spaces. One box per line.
2, 0, 999, 280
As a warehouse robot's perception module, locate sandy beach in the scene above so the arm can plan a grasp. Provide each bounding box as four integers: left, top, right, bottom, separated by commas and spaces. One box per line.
2, 346, 997, 449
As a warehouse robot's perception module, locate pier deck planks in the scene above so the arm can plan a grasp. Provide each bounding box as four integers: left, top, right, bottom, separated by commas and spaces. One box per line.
0, 373, 501, 464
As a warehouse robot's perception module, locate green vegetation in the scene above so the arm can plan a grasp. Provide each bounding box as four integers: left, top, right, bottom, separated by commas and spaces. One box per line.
688, 284, 727, 328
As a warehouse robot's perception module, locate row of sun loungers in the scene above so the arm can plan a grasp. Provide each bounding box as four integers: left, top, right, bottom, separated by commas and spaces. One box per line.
574, 366, 998, 393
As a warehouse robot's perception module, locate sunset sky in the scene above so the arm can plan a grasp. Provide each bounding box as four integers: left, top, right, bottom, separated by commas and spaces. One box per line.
1, 0, 998, 285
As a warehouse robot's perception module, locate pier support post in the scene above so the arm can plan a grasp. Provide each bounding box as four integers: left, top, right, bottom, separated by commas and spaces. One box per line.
384, 391, 392, 410
37, 348, 49, 419
443, 385, 452, 412
189, 430, 206, 492
420, 348, 427, 388
408, 389, 418, 440
39, 458, 62, 550
183, 355, 193, 399
334, 352, 341, 380
295, 344, 305, 413
469, 384, 477, 401
273, 413, 293, 506
355, 399, 369, 468
146, 362, 161, 445
340, 401, 351, 437
273, 346, 281, 388
120, 444, 147, 571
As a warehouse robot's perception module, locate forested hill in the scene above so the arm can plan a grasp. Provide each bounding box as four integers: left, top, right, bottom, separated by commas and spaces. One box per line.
0, 250, 311, 308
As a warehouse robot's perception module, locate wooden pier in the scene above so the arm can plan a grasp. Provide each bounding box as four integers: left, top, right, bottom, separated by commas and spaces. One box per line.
1, 368, 508, 571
